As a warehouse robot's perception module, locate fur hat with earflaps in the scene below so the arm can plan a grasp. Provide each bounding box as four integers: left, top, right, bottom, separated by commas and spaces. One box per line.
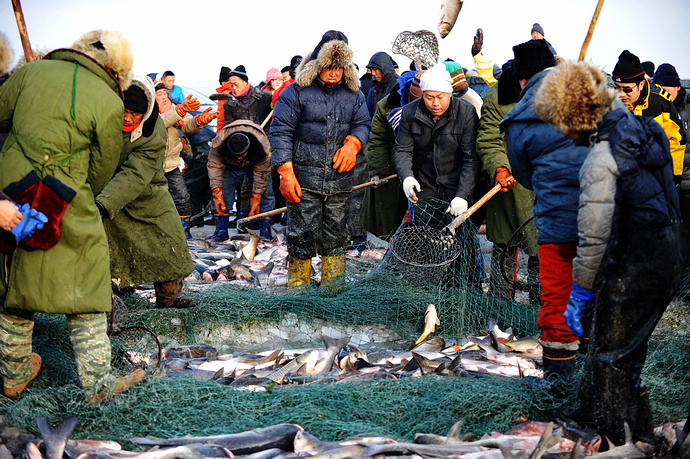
72, 29, 133, 90
296, 31, 359, 93
533, 60, 618, 133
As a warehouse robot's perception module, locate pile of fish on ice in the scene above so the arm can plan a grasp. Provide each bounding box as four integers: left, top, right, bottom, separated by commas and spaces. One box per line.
21, 411, 690, 458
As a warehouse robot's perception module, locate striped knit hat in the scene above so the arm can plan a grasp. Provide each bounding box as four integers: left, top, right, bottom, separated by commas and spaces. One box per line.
443, 60, 468, 94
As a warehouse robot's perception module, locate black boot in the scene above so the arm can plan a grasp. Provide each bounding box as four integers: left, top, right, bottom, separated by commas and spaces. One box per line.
560, 404, 596, 427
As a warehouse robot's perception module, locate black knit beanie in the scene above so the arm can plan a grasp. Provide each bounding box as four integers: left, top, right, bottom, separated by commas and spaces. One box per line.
228, 65, 249, 82
654, 63, 681, 87
219, 66, 231, 84
226, 133, 250, 156
124, 85, 148, 114
512, 39, 556, 80
612, 50, 646, 83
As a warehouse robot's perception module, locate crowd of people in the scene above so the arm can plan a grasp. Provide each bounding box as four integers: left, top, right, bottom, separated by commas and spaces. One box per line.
0, 23, 689, 449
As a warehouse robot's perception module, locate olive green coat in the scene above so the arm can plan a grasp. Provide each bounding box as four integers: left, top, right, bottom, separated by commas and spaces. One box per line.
360, 95, 406, 237
97, 86, 194, 288
0, 49, 124, 313
476, 83, 534, 245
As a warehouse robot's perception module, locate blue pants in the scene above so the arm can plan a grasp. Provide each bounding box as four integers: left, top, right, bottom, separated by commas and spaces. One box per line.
222, 168, 275, 214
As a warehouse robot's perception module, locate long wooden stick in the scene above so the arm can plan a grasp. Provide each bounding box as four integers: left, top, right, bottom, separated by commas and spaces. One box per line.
11, 0, 33, 62
237, 174, 398, 226
578, 0, 605, 61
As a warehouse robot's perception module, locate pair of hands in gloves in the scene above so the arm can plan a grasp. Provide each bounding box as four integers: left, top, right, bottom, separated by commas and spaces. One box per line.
212, 188, 262, 216
175, 95, 218, 126
564, 283, 594, 337
402, 177, 468, 216
277, 136, 362, 204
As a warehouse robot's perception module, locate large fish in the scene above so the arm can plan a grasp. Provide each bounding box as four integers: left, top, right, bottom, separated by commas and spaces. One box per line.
438, 0, 464, 39
36, 416, 79, 459
410, 304, 440, 349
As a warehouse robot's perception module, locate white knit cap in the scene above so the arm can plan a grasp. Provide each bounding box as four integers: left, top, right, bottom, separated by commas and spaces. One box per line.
420, 63, 453, 93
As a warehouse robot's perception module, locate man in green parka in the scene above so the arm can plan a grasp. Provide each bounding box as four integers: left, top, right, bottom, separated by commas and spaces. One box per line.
96, 75, 195, 308
0, 30, 145, 400
476, 61, 537, 300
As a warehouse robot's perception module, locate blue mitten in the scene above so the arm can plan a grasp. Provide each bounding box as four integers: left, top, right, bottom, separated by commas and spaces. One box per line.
564, 283, 594, 337
10, 203, 48, 241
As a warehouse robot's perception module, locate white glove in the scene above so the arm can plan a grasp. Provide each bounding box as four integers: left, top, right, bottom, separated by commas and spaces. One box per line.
446, 197, 468, 216
402, 177, 421, 203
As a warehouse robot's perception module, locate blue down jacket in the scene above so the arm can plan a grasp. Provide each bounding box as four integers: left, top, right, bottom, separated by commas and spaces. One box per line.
270, 79, 370, 194
500, 69, 589, 245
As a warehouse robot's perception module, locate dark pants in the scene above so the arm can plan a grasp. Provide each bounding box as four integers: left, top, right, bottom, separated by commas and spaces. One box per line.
579, 224, 688, 445
165, 168, 191, 217
183, 152, 212, 222
286, 189, 350, 259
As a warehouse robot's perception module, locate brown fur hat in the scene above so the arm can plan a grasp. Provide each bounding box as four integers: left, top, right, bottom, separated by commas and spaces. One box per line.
295, 39, 360, 93
533, 61, 618, 133
0, 32, 12, 76
72, 29, 133, 90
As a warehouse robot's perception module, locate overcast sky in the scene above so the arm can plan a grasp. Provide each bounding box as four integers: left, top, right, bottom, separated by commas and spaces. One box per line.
2, 0, 689, 96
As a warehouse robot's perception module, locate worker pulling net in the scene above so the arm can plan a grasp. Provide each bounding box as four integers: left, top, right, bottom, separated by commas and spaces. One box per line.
2, 197, 689, 450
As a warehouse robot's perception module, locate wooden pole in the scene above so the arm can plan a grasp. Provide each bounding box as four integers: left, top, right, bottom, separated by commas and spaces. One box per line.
11, 0, 34, 62
579, 0, 605, 61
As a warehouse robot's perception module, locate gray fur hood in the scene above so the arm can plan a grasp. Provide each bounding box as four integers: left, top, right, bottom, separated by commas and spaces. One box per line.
295, 40, 360, 93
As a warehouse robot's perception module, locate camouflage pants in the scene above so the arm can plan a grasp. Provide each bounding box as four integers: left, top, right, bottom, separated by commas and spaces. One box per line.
0, 307, 111, 394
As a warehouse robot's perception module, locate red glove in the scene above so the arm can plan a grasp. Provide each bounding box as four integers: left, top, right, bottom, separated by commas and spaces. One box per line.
495, 167, 515, 192
333, 135, 361, 173
195, 107, 217, 126
176, 94, 201, 117
249, 193, 262, 216
277, 162, 302, 203
212, 187, 226, 214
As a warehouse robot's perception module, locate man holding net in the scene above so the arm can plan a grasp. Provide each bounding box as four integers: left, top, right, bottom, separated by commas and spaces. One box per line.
270, 30, 370, 291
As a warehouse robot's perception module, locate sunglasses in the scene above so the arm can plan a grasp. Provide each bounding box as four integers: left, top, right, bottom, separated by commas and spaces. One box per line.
615, 85, 637, 93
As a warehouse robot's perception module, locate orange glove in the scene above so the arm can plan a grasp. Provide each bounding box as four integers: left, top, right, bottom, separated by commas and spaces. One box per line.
212, 187, 226, 215
495, 167, 516, 192
195, 107, 217, 126
332, 135, 361, 173
175, 94, 201, 117
249, 193, 262, 216
180, 137, 188, 151
277, 162, 302, 203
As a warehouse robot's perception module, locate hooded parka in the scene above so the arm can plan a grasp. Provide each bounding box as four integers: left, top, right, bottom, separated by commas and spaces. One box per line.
96, 76, 194, 288
0, 49, 124, 313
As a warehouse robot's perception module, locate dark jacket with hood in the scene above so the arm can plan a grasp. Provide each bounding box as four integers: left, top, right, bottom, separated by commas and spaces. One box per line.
207, 120, 272, 195
365, 52, 399, 117
392, 96, 481, 203
672, 87, 690, 191
96, 76, 194, 288
500, 69, 589, 245
270, 39, 371, 195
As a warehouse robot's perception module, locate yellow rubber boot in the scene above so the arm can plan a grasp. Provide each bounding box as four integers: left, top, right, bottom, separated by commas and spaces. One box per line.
288, 257, 312, 290
321, 254, 346, 292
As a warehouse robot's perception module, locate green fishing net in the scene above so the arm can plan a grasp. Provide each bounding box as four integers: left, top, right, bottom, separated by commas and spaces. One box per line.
1, 198, 688, 451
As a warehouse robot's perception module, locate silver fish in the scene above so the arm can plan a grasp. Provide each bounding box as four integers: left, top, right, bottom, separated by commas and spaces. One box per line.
36, 416, 79, 459
438, 0, 464, 39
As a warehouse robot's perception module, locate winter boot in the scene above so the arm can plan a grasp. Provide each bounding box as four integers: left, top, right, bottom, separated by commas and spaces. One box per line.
560, 404, 596, 427
180, 215, 192, 240
321, 254, 346, 292
540, 340, 578, 394
154, 278, 197, 309
259, 217, 273, 240
207, 213, 229, 243
288, 257, 312, 290
3, 353, 41, 397
87, 369, 147, 405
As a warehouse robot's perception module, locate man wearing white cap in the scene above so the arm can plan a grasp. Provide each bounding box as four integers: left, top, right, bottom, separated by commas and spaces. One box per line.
392, 62, 481, 219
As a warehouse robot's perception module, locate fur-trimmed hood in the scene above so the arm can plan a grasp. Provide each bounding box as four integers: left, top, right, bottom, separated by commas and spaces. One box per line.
127, 75, 160, 142
0, 32, 12, 76
71, 29, 133, 90
295, 40, 360, 93
533, 60, 618, 133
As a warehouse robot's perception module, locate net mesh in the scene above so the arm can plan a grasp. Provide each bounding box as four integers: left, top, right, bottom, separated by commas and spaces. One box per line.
392, 30, 439, 70
2, 198, 689, 450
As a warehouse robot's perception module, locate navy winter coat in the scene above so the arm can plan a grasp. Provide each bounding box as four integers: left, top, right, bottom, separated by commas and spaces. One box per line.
270, 79, 370, 194
500, 69, 589, 245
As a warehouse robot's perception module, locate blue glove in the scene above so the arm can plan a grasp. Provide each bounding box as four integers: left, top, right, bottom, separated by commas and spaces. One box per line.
10, 203, 48, 241
564, 283, 594, 337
